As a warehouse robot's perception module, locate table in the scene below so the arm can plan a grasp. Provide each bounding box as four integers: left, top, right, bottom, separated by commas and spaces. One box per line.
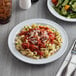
0, 0, 76, 76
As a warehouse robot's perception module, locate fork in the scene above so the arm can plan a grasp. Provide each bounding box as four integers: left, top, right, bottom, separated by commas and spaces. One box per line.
61, 40, 76, 76
71, 68, 76, 76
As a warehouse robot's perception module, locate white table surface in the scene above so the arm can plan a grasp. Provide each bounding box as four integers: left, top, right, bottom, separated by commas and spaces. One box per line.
0, 0, 76, 76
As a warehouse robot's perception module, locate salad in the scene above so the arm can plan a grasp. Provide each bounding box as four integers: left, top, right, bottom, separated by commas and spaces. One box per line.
15, 24, 62, 59
52, 0, 76, 18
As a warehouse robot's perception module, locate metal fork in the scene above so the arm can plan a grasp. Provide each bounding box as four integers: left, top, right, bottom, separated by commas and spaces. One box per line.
71, 68, 76, 76
61, 40, 76, 76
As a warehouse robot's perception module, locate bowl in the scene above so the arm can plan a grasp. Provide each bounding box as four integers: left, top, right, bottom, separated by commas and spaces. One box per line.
47, 0, 76, 22
8, 19, 68, 64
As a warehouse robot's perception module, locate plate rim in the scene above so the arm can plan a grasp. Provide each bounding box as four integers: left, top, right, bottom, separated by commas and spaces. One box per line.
47, 0, 76, 22
8, 18, 68, 64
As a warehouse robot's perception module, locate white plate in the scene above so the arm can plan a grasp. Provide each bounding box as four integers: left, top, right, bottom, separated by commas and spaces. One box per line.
47, 0, 76, 22
8, 19, 68, 64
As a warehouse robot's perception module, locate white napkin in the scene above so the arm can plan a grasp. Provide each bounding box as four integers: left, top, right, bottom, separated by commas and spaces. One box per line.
56, 50, 76, 76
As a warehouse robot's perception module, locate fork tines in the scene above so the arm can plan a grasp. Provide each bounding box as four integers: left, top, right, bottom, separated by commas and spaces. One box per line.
72, 41, 76, 54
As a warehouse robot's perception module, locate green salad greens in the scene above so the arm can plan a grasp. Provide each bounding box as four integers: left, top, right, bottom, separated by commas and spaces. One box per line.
52, 0, 76, 18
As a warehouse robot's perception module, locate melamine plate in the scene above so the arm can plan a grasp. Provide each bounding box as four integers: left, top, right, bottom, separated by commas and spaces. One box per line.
8, 19, 68, 64
47, 0, 76, 22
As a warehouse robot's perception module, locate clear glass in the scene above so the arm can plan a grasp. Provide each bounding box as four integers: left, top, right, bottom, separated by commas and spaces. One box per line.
0, 0, 12, 24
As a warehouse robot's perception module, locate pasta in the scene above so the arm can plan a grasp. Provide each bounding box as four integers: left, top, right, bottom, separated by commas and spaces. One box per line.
15, 24, 62, 59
